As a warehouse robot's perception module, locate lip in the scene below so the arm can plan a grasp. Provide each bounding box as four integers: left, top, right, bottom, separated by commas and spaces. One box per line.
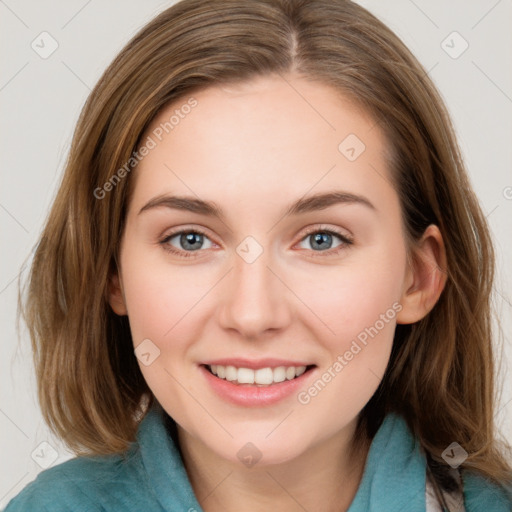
199, 363, 317, 407
201, 358, 313, 370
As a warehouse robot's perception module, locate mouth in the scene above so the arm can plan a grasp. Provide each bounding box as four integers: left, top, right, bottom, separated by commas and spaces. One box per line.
202, 363, 317, 387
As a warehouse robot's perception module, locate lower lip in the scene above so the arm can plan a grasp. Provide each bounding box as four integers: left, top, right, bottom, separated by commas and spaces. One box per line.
200, 365, 315, 407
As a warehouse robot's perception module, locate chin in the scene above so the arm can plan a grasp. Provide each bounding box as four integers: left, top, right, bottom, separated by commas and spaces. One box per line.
215, 430, 313, 469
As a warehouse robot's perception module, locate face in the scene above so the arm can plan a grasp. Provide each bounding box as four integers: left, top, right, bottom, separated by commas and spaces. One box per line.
111, 73, 417, 467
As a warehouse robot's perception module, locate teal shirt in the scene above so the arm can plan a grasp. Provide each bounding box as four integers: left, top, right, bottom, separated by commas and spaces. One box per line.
5, 405, 512, 511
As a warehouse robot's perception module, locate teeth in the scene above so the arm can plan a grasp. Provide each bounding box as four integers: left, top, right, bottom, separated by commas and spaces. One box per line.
273, 366, 286, 383
225, 365, 237, 381
238, 367, 255, 384
208, 364, 308, 385
255, 367, 273, 385
296, 366, 306, 377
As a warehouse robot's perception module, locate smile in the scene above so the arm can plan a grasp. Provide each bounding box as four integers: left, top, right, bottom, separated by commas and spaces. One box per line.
200, 362, 317, 407
206, 364, 312, 386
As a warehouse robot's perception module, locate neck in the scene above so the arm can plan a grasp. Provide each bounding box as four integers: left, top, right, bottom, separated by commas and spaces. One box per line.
176, 420, 371, 512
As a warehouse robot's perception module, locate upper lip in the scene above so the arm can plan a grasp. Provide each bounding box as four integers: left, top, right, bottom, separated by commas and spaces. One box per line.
201, 358, 315, 370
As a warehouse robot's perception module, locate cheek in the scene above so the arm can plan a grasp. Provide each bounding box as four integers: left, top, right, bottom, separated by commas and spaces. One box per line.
296, 246, 406, 351
119, 251, 209, 411
118, 226, 211, 336
121, 261, 206, 346
293, 261, 403, 431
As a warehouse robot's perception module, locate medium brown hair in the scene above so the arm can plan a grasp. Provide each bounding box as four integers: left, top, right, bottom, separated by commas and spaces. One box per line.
20, 0, 512, 494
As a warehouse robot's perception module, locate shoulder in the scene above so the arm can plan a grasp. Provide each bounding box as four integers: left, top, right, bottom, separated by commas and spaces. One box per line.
4, 405, 196, 512
3, 447, 150, 512
461, 469, 512, 512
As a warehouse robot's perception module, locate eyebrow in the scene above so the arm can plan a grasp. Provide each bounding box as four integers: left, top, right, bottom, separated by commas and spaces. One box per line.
138, 190, 376, 220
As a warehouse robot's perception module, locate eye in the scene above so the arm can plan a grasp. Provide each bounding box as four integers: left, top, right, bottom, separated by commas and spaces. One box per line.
296, 226, 353, 257
159, 228, 214, 258
159, 225, 353, 259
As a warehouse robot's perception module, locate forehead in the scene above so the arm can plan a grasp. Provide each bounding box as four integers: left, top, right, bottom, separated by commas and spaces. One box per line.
129, 74, 395, 219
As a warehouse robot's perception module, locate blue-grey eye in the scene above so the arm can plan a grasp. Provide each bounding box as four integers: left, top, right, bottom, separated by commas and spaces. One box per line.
165, 231, 213, 252
299, 231, 345, 251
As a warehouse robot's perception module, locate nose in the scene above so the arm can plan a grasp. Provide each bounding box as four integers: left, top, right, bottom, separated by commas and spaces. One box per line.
217, 243, 292, 340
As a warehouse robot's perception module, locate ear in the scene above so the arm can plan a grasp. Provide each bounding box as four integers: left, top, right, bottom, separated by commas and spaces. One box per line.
396, 224, 448, 325
107, 270, 128, 316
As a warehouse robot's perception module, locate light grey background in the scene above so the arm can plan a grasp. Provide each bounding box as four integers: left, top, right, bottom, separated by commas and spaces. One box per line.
1, 0, 511, 507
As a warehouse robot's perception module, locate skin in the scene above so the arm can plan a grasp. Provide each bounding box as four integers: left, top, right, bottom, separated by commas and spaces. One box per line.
109, 73, 447, 512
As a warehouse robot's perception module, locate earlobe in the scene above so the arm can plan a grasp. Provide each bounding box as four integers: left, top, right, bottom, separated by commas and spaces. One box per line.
396, 225, 448, 325
108, 272, 128, 316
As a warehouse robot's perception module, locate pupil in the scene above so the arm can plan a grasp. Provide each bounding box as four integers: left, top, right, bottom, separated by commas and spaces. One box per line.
312, 232, 331, 250
182, 232, 202, 250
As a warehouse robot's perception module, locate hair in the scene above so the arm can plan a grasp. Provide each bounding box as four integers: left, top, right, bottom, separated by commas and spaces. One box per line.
19, 0, 512, 497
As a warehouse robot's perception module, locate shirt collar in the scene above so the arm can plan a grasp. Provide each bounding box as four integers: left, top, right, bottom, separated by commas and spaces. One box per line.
137, 403, 426, 512
347, 411, 427, 511
137, 403, 204, 511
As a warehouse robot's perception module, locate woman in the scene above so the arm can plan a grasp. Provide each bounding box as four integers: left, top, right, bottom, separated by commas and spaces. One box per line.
7, 0, 512, 510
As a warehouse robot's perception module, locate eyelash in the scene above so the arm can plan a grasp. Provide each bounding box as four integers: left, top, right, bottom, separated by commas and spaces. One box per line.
158, 225, 354, 259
